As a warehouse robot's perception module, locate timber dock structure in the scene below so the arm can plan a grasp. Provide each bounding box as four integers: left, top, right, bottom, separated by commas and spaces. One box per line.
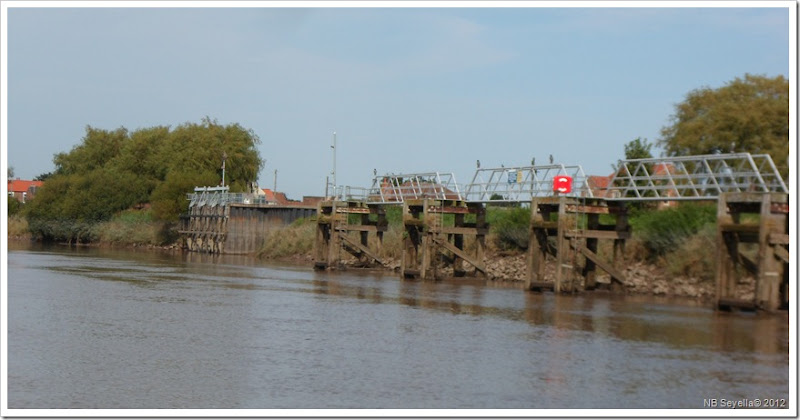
178, 152, 789, 313
180, 186, 316, 255
311, 152, 789, 313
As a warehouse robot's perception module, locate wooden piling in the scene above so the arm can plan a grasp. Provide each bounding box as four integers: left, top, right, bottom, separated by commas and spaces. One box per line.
181, 197, 314, 255
401, 199, 487, 280
716, 192, 789, 312
527, 197, 629, 293
314, 200, 388, 270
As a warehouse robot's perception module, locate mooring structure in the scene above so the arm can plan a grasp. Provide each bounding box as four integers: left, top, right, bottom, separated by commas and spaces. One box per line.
312, 152, 789, 312
314, 200, 388, 270
180, 186, 316, 255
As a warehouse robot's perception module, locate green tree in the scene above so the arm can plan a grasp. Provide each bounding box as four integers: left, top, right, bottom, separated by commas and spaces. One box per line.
8, 195, 21, 216
164, 117, 262, 192
613, 137, 657, 206
34, 172, 53, 182
25, 118, 263, 241
150, 169, 219, 221
658, 74, 788, 178
8, 166, 14, 179
624, 137, 653, 160
53, 126, 128, 175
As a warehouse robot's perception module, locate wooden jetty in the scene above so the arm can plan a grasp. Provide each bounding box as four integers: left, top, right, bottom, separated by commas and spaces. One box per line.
715, 192, 789, 312
527, 196, 630, 293
314, 200, 388, 270
400, 198, 488, 280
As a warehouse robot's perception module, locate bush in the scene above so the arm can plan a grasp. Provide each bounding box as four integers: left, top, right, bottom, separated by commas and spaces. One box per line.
94, 209, 172, 246
628, 203, 716, 256
7, 214, 30, 238
487, 207, 530, 251
8, 197, 22, 216
257, 218, 316, 259
663, 224, 716, 283
26, 218, 99, 243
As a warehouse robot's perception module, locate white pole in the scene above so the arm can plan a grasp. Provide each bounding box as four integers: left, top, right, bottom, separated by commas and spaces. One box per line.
331, 131, 337, 198
221, 151, 227, 188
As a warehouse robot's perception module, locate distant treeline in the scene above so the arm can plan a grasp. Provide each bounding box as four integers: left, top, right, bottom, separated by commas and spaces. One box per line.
24, 117, 263, 242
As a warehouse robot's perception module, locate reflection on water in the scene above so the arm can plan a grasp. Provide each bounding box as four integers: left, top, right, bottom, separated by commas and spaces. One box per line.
6, 242, 789, 410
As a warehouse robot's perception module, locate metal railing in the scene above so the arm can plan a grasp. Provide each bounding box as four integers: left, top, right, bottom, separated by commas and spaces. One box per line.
605, 152, 788, 201
204, 152, 788, 208
462, 164, 593, 202
368, 172, 462, 202
327, 172, 463, 203
187, 186, 279, 207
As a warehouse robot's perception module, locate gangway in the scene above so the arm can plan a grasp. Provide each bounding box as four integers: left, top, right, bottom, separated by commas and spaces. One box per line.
462, 163, 593, 202
605, 152, 787, 201
327, 172, 463, 203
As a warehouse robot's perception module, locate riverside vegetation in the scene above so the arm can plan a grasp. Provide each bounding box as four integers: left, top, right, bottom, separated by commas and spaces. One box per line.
12, 117, 262, 245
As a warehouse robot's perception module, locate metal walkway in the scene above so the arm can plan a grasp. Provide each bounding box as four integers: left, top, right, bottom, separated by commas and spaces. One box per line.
328, 172, 463, 203
604, 152, 787, 200
463, 164, 592, 203
323, 152, 787, 204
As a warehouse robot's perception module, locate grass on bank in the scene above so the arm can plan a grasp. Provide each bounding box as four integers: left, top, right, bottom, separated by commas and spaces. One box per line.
8, 215, 30, 239
94, 209, 176, 246
9, 206, 176, 247
257, 217, 317, 259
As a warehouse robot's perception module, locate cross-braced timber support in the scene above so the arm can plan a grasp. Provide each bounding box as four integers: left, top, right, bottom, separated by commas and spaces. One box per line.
716, 192, 789, 312
401, 199, 487, 280
314, 200, 388, 270
527, 197, 630, 293
180, 201, 229, 254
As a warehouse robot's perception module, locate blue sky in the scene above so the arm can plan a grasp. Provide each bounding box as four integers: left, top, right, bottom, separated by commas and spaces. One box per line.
4, 3, 793, 198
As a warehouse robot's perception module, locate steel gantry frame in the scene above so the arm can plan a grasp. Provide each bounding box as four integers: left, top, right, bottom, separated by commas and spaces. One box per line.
605, 153, 787, 201
328, 172, 463, 203
329, 153, 787, 205
463, 164, 593, 202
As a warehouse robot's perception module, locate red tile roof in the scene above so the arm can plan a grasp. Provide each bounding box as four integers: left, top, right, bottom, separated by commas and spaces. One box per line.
262, 188, 276, 202
7, 179, 43, 193
262, 189, 304, 206
652, 163, 677, 176
587, 175, 611, 190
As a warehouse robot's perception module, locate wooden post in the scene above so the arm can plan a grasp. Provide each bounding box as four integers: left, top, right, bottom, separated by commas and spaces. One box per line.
475, 202, 487, 279
376, 206, 386, 257
327, 202, 340, 269
314, 202, 330, 269
613, 207, 627, 269
583, 212, 599, 290
401, 200, 421, 278
781, 211, 789, 309
359, 213, 370, 265
527, 198, 547, 290
715, 194, 734, 310
757, 194, 785, 312
453, 213, 465, 277
555, 196, 569, 293
420, 199, 433, 280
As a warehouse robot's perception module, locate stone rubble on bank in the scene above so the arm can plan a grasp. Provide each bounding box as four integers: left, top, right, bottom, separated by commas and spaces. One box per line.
327, 251, 745, 302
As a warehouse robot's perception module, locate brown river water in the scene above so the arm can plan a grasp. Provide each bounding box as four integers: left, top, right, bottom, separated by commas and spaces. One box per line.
6, 242, 790, 411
